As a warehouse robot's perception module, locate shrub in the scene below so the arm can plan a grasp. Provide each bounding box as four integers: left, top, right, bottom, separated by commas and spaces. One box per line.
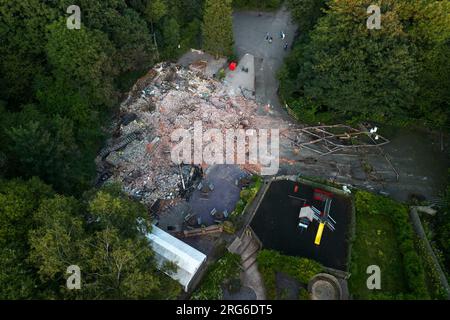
231, 175, 262, 217
222, 221, 236, 234
217, 68, 226, 81
191, 252, 241, 300
257, 249, 322, 299
416, 238, 448, 299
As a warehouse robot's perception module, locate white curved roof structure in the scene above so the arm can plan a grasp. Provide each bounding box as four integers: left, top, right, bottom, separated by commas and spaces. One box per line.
146, 225, 207, 292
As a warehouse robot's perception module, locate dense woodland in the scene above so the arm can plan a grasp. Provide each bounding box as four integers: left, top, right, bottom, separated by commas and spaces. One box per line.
0, 0, 209, 195
0, 0, 449, 299
0, 0, 215, 300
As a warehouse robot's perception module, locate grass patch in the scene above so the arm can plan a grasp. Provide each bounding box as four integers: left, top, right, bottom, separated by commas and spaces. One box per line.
257, 249, 322, 300
191, 252, 241, 300
349, 191, 429, 299
296, 175, 344, 190
349, 208, 407, 298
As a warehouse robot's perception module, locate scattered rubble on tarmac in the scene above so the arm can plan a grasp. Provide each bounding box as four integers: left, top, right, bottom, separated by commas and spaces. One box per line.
95, 55, 401, 215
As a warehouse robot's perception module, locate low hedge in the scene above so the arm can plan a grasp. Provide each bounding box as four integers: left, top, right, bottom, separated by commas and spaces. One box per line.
415, 238, 448, 299
257, 249, 322, 299
231, 175, 262, 217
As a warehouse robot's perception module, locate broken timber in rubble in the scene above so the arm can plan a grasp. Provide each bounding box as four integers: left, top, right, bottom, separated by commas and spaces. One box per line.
286, 125, 390, 156
98, 132, 139, 159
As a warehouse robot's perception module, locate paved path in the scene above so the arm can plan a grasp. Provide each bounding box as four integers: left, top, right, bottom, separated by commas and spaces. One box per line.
233, 6, 297, 118
229, 229, 266, 300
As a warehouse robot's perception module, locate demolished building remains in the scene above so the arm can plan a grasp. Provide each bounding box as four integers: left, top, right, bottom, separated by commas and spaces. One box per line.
96, 61, 276, 207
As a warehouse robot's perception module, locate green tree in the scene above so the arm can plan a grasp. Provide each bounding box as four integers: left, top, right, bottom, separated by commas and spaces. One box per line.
161, 17, 181, 59
178, 0, 204, 25
78, 228, 163, 299
202, 0, 234, 58
144, 0, 168, 60
127, 0, 148, 12
53, 0, 127, 31
281, 0, 450, 126
180, 18, 202, 51
35, 77, 104, 158
403, 0, 450, 127
81, 186, 181, 299
436, 183, 450, 273
144, 0, 168, 24
3, 105, 94, 194
85, 185, 151, 238
108, 8, 155, 72
28, 185, 181, 299
45, 19, 116, 109
416, 41, 450, 127
280, 0, 418, 122
232, 0, 281, 10
0, 0, 55, 107
287, 0, 327, 32
0, 178, 54, 299
28, 195, 85, 298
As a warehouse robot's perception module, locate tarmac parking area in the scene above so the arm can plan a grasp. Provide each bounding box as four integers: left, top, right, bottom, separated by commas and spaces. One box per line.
251, 179, 352, 270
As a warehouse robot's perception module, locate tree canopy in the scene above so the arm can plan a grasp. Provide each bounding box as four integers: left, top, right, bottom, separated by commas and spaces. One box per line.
0, 0, 204, 195
0, 0, 207, 299
202, 0, 234, 58
279, 0, 450, 126
0, 179, 181, 299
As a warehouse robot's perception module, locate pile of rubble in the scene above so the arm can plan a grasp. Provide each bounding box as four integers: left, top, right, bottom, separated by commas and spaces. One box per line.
96, 62, 272, 206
